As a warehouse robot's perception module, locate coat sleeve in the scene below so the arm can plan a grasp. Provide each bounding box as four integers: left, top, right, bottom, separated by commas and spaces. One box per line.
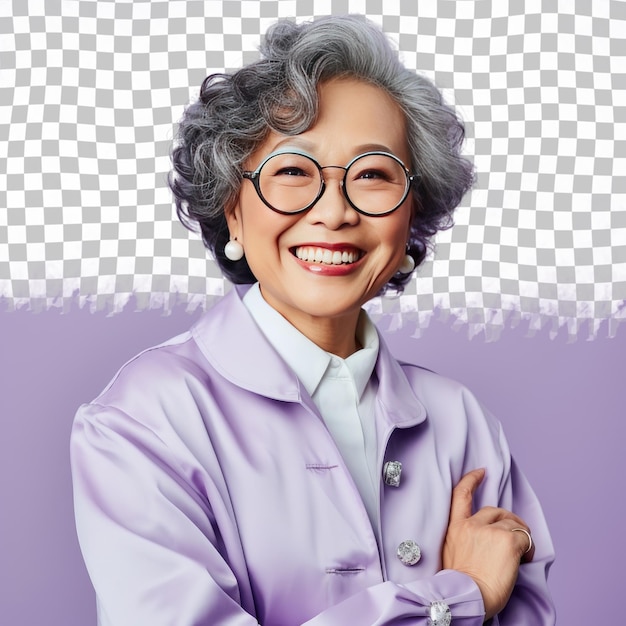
71, 402, 489, 626
487, 424, 556, 625
301, 572, 485, 625
71, 403, 259, 626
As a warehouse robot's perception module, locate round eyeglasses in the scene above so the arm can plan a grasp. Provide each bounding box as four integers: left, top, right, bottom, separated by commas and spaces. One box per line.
242, 150, 419, 217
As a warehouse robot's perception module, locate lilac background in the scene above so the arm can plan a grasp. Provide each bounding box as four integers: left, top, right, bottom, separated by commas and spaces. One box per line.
0, 306, 623, 625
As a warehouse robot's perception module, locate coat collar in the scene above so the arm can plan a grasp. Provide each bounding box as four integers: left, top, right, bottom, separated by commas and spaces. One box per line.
374, 335, 427, 431
191, 285, 427, 430
191, 285, 302, 402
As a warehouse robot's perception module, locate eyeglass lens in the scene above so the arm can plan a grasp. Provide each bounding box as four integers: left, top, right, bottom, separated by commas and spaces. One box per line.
256, 152, 409, 214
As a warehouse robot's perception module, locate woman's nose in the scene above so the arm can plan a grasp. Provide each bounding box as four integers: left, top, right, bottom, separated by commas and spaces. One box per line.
305, 169, 360, 229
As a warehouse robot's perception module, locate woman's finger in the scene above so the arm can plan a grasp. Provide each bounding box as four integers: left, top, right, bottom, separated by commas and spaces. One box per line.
484, 517, 536, 563
511, 527, 535, 562
448, 468, 486, 523
470, 505, 528, 528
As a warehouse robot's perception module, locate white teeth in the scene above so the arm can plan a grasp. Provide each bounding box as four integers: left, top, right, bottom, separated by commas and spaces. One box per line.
295, 246, 360, 265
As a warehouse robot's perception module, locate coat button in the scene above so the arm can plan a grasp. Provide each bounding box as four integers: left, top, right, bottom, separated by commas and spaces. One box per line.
396, 539, 421, 566
383, 460, 402, 487
427, 600, 451, 626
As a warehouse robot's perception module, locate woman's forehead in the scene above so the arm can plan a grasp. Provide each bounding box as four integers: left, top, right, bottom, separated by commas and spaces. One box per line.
255, 79, 410, 163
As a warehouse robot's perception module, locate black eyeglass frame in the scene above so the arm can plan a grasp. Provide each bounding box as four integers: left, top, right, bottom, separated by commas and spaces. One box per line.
242, 149, 420, 217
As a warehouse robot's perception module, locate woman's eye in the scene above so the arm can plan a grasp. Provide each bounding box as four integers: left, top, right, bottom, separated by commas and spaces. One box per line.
275, 167, 308, 177
356, 169, 388, 180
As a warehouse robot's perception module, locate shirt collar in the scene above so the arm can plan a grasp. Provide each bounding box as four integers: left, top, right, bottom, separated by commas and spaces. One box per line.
347, 312, 379, 398
243, 283, 379, 400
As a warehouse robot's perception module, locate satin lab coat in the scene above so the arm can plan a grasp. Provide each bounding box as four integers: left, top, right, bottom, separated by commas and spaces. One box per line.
71, 285, 555, 625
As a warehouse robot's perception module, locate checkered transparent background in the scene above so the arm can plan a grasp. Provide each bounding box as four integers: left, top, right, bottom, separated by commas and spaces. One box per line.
1, 0, 625, 339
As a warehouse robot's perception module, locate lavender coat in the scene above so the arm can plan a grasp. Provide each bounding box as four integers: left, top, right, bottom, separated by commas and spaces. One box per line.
71, 286, 555, 625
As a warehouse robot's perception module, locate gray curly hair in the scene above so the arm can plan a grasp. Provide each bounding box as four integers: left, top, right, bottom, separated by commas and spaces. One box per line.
169, 14, 474, 290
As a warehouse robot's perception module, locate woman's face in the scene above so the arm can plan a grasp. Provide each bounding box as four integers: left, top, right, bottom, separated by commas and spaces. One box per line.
226, 78, 413, 330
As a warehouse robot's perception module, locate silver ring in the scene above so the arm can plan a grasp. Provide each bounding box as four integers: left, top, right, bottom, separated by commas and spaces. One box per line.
511, 527, 533, 554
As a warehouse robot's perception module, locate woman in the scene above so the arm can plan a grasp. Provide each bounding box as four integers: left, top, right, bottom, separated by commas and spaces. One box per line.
71, 15, 555, 625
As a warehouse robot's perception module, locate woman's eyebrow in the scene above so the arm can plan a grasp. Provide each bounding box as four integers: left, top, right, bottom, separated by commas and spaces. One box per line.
269, 138, 397, 157
271, 137, 317, 152
353, 143, 396, 154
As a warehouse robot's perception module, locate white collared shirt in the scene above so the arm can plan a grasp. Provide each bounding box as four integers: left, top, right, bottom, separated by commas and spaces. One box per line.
243, 283, 380, 529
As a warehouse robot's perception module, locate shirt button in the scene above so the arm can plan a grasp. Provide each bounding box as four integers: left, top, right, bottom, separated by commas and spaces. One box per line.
330, 358, 341, 369
427, 600, 451, 626
397, 539, 421, 566
383, 460, 402, 487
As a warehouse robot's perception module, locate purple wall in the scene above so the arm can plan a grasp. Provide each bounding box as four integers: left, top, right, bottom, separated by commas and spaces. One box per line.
1, 306, 623, 625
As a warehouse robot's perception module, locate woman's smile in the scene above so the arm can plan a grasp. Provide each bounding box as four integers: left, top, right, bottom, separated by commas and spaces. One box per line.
291, 243, 366, 277
292, 244, 363, 266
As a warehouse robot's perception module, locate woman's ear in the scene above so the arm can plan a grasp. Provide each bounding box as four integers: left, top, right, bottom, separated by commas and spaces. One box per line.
225, 199, 243, 244
406, 196, 420, 236
223, 199, 246, 262
404, 200, 416, 240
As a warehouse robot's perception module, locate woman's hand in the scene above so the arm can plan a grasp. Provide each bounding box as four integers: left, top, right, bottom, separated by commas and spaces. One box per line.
442, 468, 535, 620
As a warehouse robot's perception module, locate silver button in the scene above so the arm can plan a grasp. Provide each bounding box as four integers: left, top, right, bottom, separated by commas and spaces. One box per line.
427, 601, 451, 626
383, 460, 402, 487
396, 540, 421, 566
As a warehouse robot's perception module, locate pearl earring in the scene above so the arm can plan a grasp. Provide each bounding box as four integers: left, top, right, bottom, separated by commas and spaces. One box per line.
224, 238, 244, 261
398, 250, 415, 274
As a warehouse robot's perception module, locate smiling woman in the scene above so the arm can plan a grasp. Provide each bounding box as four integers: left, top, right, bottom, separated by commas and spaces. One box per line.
70, 15, 555, 626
